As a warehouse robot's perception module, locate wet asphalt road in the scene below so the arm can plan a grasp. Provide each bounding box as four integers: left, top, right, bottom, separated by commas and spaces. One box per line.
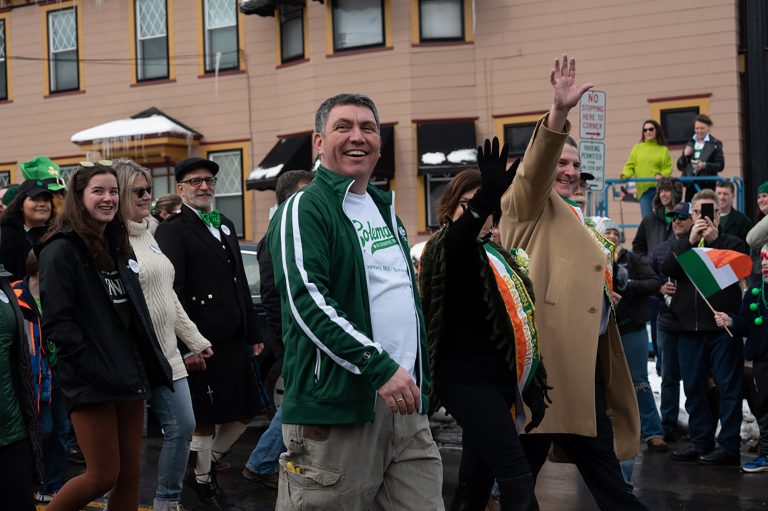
54, 416, 768, 511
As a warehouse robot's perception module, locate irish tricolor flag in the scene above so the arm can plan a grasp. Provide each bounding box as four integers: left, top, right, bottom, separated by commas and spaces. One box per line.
677, 248, 751, 297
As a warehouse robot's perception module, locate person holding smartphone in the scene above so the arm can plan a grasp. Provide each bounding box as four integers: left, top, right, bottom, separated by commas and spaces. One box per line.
661, 189, 748, 466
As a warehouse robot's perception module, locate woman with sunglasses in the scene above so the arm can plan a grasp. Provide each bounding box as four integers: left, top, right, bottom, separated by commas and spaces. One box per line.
0, 179, 56, 281
620, 120, 673, 219
113, 159, 213, 511
39, 162, 173, 511
419, 139, 550, 510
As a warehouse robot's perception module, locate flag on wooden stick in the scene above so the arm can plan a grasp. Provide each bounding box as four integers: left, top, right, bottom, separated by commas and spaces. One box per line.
676, 247, 751, 297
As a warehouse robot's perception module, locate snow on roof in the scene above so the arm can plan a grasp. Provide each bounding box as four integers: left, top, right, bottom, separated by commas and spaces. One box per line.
421, 152, 446, 165
248, 164, 284, 181
447, 148, 477, 164
71, 114, 194, 143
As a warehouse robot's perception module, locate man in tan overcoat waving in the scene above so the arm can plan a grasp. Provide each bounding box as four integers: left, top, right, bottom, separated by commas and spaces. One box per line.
499, 55, 646, 511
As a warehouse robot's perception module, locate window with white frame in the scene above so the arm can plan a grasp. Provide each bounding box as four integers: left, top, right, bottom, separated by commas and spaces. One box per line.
332, 0, 384, 52
0, 20, 7, 100
419, 0, 463, 42
425, 173, 452, 228
208, 149, 244, 236
136, 0, 169, 81
280, 5, 304, 63
48, 8, 79, 93
204, 0, 239, 72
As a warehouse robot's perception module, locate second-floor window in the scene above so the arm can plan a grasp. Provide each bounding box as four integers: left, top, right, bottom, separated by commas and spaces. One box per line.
419, 0, 464, 42
280, 5, 304, 63
48, 8, 79, 93
332, 0, 384, 52
204, 0, 239, 72
136, 0, 169, 81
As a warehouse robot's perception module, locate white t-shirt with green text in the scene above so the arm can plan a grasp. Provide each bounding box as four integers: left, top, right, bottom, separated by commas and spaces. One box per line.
343, 191, 417, 377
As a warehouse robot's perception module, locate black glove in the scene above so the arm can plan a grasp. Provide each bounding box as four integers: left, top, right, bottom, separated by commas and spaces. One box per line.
522, 361, 553, 433
470, 137, 520, 217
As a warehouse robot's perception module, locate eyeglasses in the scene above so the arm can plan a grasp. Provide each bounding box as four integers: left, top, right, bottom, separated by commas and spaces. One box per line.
643, 127, 656, 132
131, 186, 152, 198
669, 215, 690, 221
179, 177, 217, 187
79, 160, 113, 167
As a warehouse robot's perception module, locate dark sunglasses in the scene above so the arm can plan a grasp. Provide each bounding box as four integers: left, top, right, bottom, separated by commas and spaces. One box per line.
131, 186, 152, 198
643, 127, 656, 132
668, 214, 690, 221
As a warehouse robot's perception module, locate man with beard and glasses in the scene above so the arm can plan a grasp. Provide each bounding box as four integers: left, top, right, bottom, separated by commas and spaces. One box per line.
156, 158, 263, 511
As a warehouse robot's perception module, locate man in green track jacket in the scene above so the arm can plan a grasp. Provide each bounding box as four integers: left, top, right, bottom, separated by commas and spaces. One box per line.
267, 93, 444, 510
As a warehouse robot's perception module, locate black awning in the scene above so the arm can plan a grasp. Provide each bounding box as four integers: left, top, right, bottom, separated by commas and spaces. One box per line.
416, 121, 477, 175
372, 124, 395, 180
246, 134, 313, 191
240, 0, 306, 16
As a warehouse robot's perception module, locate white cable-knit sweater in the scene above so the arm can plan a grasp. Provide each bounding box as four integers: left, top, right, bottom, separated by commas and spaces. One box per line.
127, 218, 212, 381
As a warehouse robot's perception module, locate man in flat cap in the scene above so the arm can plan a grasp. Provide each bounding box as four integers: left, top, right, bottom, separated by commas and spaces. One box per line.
156, 157, 263, 511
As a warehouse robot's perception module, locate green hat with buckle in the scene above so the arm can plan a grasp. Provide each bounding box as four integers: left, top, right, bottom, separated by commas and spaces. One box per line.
20, 156, 66, 192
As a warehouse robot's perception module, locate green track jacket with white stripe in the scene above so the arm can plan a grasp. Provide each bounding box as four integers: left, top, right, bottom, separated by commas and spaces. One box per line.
266, 165, 431, 425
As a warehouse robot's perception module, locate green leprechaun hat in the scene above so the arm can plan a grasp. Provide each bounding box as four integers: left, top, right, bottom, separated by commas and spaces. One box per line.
20, 156, 66, 192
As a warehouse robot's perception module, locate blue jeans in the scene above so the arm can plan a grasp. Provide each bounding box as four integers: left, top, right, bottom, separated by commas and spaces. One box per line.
657, 327, 682, 435
621, 328, 663, 441
246, 406, 285, 475
150, 378, 196, 502
678, 331, 743, 455
639, 187, 656, 219
39, 386, 70, 492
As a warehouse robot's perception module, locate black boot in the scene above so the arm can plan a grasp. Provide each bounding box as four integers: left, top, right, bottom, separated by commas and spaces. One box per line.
498, 473, 539, 511
180, 466, 242, 511
449, 480, 491, 511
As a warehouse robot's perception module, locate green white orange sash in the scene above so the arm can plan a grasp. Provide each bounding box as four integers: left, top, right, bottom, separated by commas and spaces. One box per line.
563, 199, 616, 305
484, 244, 540, 430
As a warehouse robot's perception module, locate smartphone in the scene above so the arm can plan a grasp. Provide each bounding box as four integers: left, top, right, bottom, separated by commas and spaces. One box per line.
701, 203, 714, 221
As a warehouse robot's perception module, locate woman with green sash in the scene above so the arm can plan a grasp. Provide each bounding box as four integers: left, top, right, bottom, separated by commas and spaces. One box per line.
420, 138, 550, 511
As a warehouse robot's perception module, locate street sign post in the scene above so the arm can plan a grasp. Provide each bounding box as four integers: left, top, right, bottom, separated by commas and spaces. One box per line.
579, 91, 607, 192
579, 140, 606, 191
579, 91, 606, 140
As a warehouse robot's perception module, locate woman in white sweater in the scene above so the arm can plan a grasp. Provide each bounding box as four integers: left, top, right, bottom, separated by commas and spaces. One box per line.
113, 159, 213, 511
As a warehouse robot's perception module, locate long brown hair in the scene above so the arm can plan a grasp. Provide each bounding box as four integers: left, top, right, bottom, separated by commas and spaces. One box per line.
640, 119, 667, 146
437, 169, 482, 226
43, 164, 130, 271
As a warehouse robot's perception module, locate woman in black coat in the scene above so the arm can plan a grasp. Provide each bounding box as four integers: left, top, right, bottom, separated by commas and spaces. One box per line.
39, 163, 172, 511
420, 139, 549, 511
0, 179, 55, 281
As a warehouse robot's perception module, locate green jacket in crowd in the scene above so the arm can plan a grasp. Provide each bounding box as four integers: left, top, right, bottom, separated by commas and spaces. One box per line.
266, 165, 431, 425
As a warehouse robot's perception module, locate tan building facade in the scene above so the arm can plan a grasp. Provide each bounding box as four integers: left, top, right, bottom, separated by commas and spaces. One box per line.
0, 0, 742, 242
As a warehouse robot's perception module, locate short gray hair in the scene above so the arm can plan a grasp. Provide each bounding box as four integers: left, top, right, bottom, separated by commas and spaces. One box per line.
314, 93, 381, 134
691, 188, 717, 206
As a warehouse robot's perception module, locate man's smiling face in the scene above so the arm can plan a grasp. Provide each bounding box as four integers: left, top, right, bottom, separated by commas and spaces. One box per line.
313, 104, 381, 183
554, 144, 581, 198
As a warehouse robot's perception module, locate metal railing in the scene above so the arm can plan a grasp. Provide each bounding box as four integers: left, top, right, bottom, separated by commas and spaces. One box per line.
592, 176, 745, 230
